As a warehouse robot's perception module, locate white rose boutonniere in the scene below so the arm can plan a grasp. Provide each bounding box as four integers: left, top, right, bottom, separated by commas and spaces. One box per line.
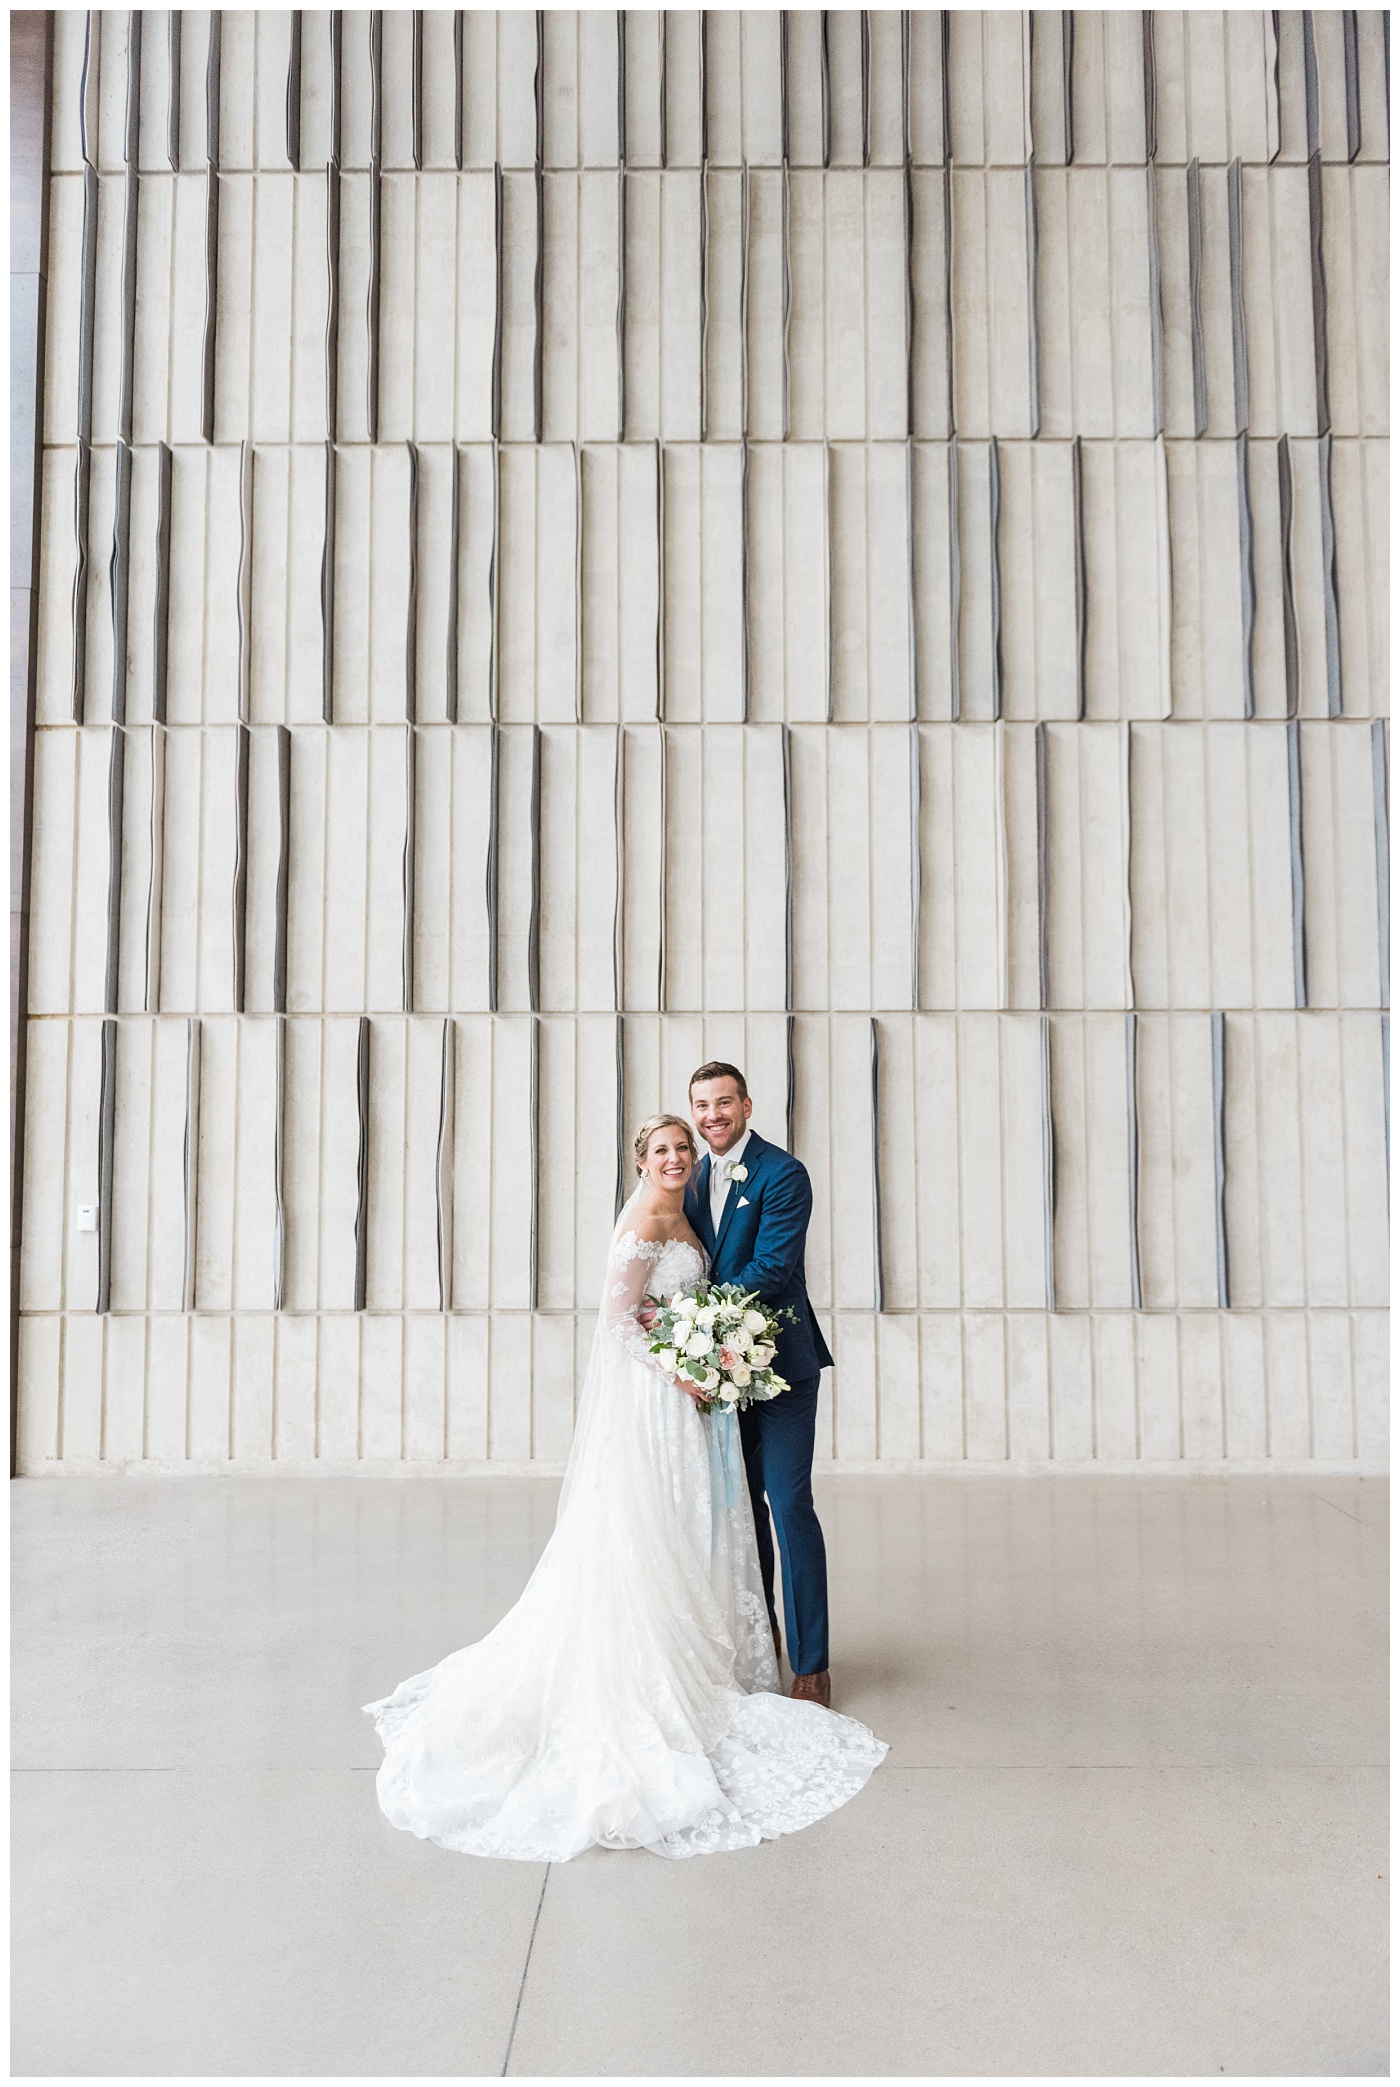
728, 1163, 748, 1183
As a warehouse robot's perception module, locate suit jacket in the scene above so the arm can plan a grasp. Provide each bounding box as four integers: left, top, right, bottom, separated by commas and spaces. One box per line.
685, 1130, 834, 1385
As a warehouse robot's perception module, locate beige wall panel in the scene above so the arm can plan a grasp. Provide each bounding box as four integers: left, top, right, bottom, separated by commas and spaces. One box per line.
908, 175, 952, 442
496, 445, 579, 722
86, 176, 128, 445
1135, 1012, 1218, 1310
444, 1314, 488, 1459
1332, 439, 1389, 718
1220, 1311, 1267, 1461
1353, 14, 1393, 162
1092, 1312, 1138, 1463
1085, 439, 1172, 719
999, 723, 1041, 1009
231, 1311, 277, 1461
404, 1314, 447, 1461
187, 1307, 233, 1458
701, 169, 744, 441
486, 1313, 532, 1461
1153, 12, 1273, 167
315, 1311, 360, 1459
359, 1312, 405, 1461
59, 1313, 106, 1463
783, 172, 824, 439
579, 445, 665, 722
620, 727, 665, 1011
536, 1016, 617, 1313
1353, 1308, 1389, 1469
830, 443, 913, 720
17, 1318, 63, 1472
144, 1313, 191, 1463
951, 168, 1032, 438
909, 444, 955, 715
619, 14, 663, 171
1050, 1012, 1134, 1311
76, 448, 118, 723
538, 726, 620, 1012
951, 440, 996, 720
499, 174, 547, 442
1323, 168, 1389, 440
545, 174, 622, 442
48, 10, 88, 174
154, 727, 239, 1013
270, 1311, 316, 1459
1044, 723, 1132, 1010
659, 444, 743, 720
452, 1018, 534, 1311
1299, 722, 1384, 1008
743, 167, 785, 439
1130, 721, 1295, 1009
1240, 166, 1319, 438
918, 724, 1006, 1011
1036, 171, 1154, 440
997, 440, 1078, 720
18, 1019, 71, 1313
789, 725, 914, 1012
662, 725, 786, 1013
1069, 10, 1151, 166
620, 174, 701, 440
27, 729, 78, 1015
945, 12, 1028, 168
41, 176, 84, 446
744, 444, 829, 722
103, 1312, 148, 1464
1046, 1310, 1093, 1461
61, 1032, 104, 1307
166, 448, 244, 724
1165, 441, 1248, 720
35, 452, 81, 727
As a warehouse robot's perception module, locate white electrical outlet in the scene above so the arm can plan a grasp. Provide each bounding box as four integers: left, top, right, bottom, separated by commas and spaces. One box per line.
76, 1204, 98, 1233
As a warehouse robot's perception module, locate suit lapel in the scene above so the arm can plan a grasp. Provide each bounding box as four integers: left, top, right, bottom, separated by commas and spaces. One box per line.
712, 1132, 767, 1266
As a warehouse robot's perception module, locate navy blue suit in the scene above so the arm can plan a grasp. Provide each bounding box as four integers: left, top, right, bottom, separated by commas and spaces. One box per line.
686, 1130, 833, 1676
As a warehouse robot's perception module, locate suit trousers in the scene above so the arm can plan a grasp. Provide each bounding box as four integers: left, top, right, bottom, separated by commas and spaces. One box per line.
737, 1374, 829, 1677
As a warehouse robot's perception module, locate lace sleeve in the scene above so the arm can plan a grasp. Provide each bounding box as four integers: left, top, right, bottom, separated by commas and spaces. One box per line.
605, 1233, 671, 1376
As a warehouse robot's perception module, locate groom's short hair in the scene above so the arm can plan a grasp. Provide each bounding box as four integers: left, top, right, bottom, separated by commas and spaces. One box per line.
689, 1060, 748, 1101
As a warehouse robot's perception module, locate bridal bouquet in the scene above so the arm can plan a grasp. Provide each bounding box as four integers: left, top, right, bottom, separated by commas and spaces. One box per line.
648, 1283, 792, 1415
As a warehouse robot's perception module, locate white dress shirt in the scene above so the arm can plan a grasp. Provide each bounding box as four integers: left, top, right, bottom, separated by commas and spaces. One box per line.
707, 1126, 753, 1234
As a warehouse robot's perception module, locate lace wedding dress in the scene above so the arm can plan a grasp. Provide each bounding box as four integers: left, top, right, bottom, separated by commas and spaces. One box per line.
364, 1219, 887, 1860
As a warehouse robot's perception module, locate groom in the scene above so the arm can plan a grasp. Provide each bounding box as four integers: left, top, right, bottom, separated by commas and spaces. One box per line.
685, 1062, 835, 1707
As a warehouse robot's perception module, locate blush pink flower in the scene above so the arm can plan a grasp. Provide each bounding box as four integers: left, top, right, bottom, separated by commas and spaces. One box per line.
718, 1345, 740, 1371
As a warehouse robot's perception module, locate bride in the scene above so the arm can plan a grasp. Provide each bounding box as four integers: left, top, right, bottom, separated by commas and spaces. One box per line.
365, 1113, 887, 1861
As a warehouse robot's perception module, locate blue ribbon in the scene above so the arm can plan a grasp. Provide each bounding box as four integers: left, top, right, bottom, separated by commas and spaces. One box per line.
708, 1405, 742, 1547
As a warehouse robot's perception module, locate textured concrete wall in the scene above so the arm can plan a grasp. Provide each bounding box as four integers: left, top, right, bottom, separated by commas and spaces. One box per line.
18, 10, 1389, 1473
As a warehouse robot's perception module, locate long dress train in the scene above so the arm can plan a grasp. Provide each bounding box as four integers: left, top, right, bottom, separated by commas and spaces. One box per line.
364, 1227, 887, 1860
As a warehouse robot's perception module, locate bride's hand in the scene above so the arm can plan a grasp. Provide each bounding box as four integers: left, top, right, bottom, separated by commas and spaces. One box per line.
676, 1378, 707, 1407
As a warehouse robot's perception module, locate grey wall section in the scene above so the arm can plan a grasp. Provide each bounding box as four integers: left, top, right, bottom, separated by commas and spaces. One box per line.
17, 10, 1389, 1475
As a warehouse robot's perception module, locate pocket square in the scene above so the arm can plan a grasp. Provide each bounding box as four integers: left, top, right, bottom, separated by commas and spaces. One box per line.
737, 1196, 750, 1207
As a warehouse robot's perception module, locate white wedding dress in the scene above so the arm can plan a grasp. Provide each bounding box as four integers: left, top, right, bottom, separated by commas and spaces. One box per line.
364, 1218, 887, 1860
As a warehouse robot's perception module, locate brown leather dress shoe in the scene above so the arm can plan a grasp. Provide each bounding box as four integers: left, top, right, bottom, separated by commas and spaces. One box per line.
790, 1669, 831, 1708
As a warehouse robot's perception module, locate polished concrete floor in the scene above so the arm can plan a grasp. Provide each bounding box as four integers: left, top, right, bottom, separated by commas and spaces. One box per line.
12, 1473, 1387, 2077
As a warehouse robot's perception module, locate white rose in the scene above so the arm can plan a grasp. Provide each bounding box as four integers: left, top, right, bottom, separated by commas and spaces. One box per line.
700, 1369, 720, 1391
671, 1294, 694, 1315
684, 1333, 711, 1359
742, 1310, 767, 1335
655, 1348, 678, 1374
730, 1363, 752, 1388
695, 1304, 719, 1326
729, 1326, 752, 1354
751, 1343, 775, 1367
718, 1379, 741, 1403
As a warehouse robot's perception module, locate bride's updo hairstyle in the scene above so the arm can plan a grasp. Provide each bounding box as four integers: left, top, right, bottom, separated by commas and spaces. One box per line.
633, 1114, 698, 1177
